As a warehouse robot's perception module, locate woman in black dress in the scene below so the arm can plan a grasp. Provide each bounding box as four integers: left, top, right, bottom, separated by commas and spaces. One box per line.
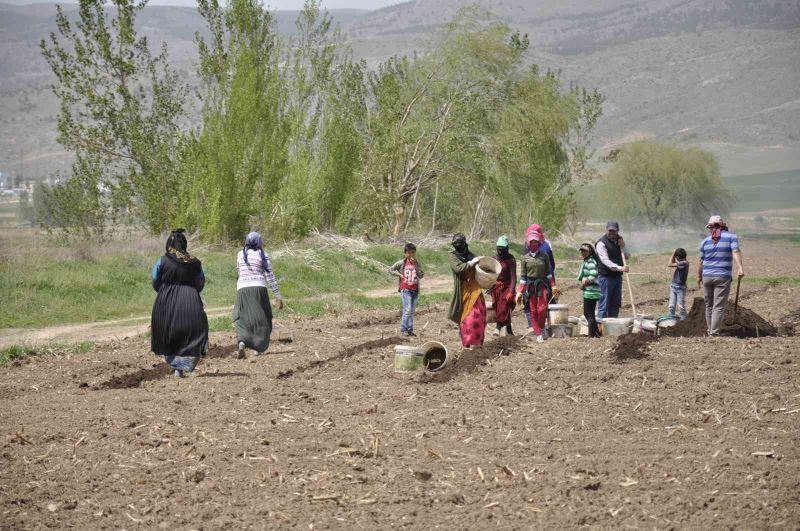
150, 229, 208, 377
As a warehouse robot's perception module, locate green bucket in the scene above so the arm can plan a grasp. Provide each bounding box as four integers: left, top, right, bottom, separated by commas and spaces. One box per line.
394, 344, 423, 372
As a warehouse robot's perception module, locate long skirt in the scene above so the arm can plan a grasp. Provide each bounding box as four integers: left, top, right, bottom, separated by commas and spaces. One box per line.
492, 282, 515, 326
233, 286, 273, 353
151, 284, 208, 358
460, 296, 487, 348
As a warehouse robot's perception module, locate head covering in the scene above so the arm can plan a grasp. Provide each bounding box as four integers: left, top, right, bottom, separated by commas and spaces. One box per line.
606, 221, 620, 231
525, 230, 542, 252
165, 228, 194, 263
243, 231, 268, 268
496, 235, 509, 248
579, 242, 596, 255
451, 232, 473, 262
706, 215, 728, 242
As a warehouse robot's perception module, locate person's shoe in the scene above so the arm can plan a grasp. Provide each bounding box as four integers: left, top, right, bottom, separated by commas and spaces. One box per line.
407, 331, 417, 337
400, 331, 410, 337
237, 341, 246, 359
536, 335, 544, 343
492, 329, 500, 336
174, 369, 183, 378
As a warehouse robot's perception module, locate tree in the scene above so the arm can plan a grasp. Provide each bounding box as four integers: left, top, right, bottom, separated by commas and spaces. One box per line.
178, 0, 365, 240
603, 141, 734, 227
41, 0, 188, 234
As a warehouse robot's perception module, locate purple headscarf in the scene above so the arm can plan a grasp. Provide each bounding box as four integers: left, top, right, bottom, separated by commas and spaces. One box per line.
243, 231, 269, 272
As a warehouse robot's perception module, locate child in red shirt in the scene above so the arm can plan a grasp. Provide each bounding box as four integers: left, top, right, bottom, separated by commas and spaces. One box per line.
389, 243, 425, 337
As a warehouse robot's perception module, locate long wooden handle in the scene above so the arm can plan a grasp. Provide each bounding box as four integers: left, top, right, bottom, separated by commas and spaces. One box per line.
621, 252, 636, 316
733, 276, 742, 321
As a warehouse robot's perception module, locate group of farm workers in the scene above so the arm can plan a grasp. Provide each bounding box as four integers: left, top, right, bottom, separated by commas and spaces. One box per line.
149, 215, 744, 376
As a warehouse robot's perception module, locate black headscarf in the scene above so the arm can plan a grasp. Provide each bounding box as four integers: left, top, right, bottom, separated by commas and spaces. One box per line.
165, 228, 195, 263
451, 232, 474, 263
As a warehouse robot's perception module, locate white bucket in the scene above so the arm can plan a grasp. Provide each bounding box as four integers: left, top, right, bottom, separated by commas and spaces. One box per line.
394, 345, 423, 372
548, 304, 569, 325
602, 317, 634, 337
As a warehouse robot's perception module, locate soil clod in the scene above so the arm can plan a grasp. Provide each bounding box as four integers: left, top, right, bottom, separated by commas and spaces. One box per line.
611, 334, 657, 361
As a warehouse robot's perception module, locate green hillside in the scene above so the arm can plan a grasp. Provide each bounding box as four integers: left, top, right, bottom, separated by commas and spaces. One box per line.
723, 169, 800, 213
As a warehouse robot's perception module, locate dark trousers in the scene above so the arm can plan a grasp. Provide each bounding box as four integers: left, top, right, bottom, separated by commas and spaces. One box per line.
583, 298, 601, 338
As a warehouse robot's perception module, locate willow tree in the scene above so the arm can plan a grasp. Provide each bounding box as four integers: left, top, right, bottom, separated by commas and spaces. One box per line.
603, 141, 733, 227
357, 11, 519, 236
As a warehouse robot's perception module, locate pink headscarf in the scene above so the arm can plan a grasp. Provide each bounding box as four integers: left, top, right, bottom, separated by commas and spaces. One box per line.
525, 227, 542, 252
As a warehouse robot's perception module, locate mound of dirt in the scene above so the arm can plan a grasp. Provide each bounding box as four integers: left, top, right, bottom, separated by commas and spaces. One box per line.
663, 297, 777, 338
611, 333, 657, 361
98, 364, 170, 389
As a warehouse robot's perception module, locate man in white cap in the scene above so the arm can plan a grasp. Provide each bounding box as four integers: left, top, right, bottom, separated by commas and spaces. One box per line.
698, 215, 744, 336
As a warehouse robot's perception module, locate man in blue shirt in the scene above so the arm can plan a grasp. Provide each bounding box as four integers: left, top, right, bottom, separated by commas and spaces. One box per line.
698, 215, 745, 336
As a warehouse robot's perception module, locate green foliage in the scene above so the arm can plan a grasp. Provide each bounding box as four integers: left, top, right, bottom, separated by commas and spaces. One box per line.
40, 0, 187, 234
0, 345, 37, 365
39, 1, 603, 242
603, 140, 733, 227
0, 342, 94, 366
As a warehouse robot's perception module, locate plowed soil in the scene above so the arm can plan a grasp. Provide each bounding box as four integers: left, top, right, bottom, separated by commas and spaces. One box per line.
1, 244, 799, 529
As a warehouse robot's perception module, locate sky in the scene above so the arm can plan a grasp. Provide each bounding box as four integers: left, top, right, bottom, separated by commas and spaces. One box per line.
261, 0, 402, 8
5, 0, 405, 9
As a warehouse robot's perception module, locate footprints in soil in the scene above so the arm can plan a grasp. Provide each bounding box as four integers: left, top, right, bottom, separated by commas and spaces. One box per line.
93, 342, 240, 390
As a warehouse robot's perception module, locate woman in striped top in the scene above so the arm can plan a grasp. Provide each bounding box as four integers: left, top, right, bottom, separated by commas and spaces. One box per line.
577, 243, 602, 338
233, 232, 284, 358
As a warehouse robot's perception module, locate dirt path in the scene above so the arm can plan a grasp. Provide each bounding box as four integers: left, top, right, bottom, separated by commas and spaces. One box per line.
0, 276, 454, 348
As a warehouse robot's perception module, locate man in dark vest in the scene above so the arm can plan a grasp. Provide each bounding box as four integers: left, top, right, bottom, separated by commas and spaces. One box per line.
595, 221, 630, 319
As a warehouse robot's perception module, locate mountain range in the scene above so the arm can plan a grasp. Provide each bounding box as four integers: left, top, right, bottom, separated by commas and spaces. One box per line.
1, 0, 798, 181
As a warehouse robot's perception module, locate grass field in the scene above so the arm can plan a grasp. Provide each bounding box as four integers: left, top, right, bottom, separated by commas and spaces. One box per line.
0, 230, 553, 329
723, 169, 800, 212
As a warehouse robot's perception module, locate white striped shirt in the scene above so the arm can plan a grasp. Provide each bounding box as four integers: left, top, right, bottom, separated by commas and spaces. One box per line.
236, 249, 281, 297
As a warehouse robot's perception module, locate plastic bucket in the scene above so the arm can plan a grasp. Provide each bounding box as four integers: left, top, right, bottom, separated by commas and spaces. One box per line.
602, 317, 634, 337
475, 257, 502, 289
548, 304, 569, 325
421, 341, 449, 373
394, 345, 423, 372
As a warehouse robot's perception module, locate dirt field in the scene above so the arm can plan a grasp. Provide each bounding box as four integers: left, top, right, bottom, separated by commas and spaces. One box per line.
1, 244, 799, 529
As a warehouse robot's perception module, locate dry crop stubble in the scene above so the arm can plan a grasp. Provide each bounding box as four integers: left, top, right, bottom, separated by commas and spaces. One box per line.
0, 242, 798, 528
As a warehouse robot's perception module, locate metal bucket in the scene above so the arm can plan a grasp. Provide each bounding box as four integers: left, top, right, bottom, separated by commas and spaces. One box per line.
549, 324, 573, 339
602, 317, 634, 337
394, 345, 423, 373
548, 304, 569, 325
421, 341, 449, 373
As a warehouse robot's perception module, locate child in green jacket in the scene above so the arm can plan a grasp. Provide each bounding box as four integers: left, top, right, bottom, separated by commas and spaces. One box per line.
577, 243, 602, 337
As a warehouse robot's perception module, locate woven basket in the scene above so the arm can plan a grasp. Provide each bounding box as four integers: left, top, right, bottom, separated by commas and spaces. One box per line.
475, 256, 502, 289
